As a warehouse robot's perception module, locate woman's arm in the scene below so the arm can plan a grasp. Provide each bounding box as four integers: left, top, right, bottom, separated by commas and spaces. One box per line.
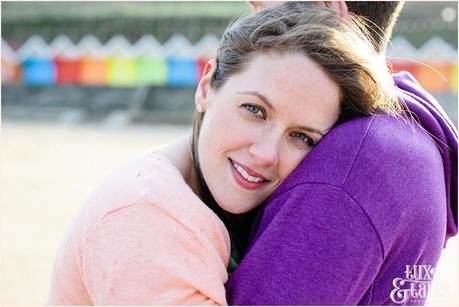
82, 201, 228, 305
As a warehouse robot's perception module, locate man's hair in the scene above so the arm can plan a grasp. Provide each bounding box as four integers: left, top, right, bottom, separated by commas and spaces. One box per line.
346, 1, 405, 53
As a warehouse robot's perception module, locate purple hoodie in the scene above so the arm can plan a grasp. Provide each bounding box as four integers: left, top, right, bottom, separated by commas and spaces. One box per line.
225, 72, 458, 305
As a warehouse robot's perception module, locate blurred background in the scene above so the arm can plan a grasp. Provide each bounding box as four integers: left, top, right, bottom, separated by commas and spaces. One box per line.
1, 1, 458, 305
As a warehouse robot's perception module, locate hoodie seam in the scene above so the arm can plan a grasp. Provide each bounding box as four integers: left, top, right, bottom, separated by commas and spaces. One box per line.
342, 116, 376, 185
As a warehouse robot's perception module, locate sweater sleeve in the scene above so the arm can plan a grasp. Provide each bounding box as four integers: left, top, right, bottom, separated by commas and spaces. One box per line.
82, 201, 228, 305
226, 183, 383, 305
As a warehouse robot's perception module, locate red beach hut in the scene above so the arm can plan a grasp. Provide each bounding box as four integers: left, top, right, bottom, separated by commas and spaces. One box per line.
51, 35, 80, 84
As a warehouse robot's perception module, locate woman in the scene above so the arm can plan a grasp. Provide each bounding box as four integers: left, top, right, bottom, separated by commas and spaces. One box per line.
47, 3, 399, 305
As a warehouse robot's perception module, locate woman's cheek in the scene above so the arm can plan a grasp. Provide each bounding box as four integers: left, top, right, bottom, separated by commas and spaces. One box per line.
216, 108, 253, 149
231, 117, 261, 150
280, 146, 310, 181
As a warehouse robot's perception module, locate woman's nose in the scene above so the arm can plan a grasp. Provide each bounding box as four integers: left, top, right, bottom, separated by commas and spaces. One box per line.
248, 134, 280, 167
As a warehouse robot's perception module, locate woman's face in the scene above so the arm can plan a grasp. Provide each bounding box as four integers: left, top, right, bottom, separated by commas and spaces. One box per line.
196, 52, 340, 214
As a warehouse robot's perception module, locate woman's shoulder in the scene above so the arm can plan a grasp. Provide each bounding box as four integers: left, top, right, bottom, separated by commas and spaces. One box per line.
84, 150, 182, 212
51, 151, 230, 305
80, 150, 230, 251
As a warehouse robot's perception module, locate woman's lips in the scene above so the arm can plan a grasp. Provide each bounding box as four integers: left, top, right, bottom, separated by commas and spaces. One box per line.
229, 159, 269, 190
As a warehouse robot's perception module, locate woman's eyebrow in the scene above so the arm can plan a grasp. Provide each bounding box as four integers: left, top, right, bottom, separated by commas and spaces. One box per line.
237, 91, 274, 111
238, 90, 328, 136
298, 126, 325, 137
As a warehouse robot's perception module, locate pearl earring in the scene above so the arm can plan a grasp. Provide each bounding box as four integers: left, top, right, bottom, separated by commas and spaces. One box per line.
196, 104, 204, 113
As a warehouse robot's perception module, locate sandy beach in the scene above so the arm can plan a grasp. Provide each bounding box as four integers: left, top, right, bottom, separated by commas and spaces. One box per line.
1, 120, 457, 305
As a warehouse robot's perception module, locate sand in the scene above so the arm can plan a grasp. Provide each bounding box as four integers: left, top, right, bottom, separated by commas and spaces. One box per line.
1, 120, 457, 305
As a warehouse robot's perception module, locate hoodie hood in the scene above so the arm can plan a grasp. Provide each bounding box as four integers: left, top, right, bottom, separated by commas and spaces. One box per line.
393, 71, 458, 244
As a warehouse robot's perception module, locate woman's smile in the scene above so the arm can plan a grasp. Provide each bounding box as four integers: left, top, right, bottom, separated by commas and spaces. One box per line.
229, 158, 270, 190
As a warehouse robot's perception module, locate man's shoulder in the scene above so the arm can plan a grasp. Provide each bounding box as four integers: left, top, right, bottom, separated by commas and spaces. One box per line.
265, 113, 445, 254
275, 113, 441, 193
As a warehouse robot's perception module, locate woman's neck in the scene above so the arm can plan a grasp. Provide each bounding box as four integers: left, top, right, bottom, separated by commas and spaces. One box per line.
156, 133, 201, 199
156, 134, 259, 260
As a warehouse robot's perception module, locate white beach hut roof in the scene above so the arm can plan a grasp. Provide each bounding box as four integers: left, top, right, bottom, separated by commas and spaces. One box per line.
77, 34, 107, 58
194, 34, 220, 58
417, 37, 457, 63
50, 35, 80, 59
1, 38, 19, 62
105, 34, 136, 57
17, 35, 52, 60
163, 34, 195, 58
133, 34, 165, 57
386, 36, 419, 61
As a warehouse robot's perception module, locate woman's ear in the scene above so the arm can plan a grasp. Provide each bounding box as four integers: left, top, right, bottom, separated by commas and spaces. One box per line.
325, 1, 348, 18
195, 58, 217, 112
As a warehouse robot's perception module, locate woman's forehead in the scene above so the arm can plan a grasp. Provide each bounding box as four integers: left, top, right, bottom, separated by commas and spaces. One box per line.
222, 53, 341, 131
226, 53, 339, 102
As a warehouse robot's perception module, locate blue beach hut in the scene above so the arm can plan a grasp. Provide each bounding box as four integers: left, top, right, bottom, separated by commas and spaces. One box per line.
18, 35, 56, 86
164, 35, 197, 87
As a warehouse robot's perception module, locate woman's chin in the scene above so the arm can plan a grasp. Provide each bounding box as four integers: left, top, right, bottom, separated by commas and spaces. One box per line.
217, 200, 258, 214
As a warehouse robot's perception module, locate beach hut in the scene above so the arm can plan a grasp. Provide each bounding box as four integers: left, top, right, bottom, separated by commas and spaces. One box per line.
386, 36, 419, 78
51, 35, 80, 85
416, 37, 457, 93
164, 34, 197, 87
18, 35, 56, 86
133, 35, 167, 86
194, 34, 220, 80
77, 35, 108, 86
105, 35, 137, 87
451, 63, 457, 93
1, 39, 20, 84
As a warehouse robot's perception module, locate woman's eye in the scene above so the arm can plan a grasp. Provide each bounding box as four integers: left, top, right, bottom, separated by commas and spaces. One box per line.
291, 132, 315, 148
243, 104, 265, 118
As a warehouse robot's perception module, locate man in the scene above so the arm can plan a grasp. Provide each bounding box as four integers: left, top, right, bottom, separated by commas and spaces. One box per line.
226, 1, 458, 305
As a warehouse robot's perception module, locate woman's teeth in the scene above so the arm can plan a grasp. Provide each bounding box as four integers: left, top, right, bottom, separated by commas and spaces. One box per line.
232, 161, 264, 183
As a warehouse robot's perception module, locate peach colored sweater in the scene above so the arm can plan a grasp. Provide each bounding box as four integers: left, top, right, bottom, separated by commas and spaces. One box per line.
47, 151, 230, 305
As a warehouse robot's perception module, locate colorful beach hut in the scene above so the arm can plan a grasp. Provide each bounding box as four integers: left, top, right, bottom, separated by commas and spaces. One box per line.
105, 35, 137, 87
451, 63, 457, 93
1, 39, 20, 84
51, 35, 80, 85
386, 36, 419, 78
18, 35, 56, 86
133, 35, 167, 86
77, 35, 108, 86
164, 34, 197, 87
194, 34, 220, 80
416, 37, 457, 93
